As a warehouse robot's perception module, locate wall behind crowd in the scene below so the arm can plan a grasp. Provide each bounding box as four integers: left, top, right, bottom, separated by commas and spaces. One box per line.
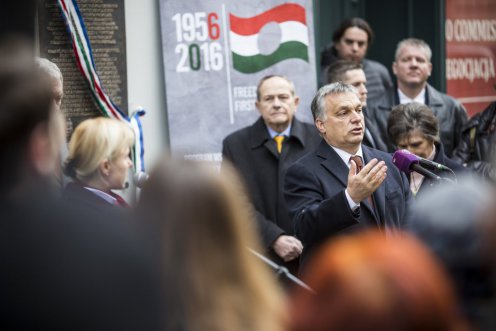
27, 0, 489, 168
124, 0, 169, 168
128, 0, 448, 167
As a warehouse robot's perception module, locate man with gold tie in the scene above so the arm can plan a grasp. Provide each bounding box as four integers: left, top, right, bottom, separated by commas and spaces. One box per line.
284, 82, 412, 268
222, 75, 320, 277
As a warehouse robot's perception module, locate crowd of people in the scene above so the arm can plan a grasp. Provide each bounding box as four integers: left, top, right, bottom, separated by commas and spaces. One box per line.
1, 14, 496, 331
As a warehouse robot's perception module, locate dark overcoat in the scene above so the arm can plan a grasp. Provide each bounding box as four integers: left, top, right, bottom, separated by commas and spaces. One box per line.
222, 117, 321, 266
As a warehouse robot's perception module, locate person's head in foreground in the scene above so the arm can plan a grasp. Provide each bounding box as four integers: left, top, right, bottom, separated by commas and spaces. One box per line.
409, 176, 496, 331
289, 231, 469, 331
0, 39, 65, 197
136, 157, 287, 331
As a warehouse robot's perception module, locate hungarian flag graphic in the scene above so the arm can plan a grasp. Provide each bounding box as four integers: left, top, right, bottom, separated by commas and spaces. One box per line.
229, 3, 309, 74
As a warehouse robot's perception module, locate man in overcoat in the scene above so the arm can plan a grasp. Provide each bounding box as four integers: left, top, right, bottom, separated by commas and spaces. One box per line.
222, 75, 321, 275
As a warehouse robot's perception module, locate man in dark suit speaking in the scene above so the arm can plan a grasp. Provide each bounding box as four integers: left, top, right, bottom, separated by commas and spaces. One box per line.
222, 75, 321, 275
284, 82, 412, 265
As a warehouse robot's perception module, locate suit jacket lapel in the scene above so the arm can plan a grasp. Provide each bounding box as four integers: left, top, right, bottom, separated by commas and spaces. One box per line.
316, 140, 349, 187
264, 140, 279, 158
363, 146, 385, 225
249, 117, 279, 158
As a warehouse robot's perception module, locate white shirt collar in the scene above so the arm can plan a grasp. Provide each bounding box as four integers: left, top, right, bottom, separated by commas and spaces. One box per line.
84, 186, 117, 205
267, 124, 291, 139
330, 145, 364, 168
427, 143, 436, 161
398, 88, 426, 105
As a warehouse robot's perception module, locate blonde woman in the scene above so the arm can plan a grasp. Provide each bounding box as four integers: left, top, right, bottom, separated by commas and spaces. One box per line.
136, 157, 287, 331
64, 117, 134, 209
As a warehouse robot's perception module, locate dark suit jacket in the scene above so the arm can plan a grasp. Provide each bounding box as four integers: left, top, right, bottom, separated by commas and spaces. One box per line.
0, 181, 163, 330
284, 140, 412, 264
222, 117, 321, 263
63, 182, 127, 217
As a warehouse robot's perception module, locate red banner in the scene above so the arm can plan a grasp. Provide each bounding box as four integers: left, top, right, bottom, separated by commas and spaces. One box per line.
446, 0, 496, 117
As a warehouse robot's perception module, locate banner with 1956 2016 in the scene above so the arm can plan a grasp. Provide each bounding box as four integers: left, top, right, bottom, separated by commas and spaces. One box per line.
159, 0, 317, 165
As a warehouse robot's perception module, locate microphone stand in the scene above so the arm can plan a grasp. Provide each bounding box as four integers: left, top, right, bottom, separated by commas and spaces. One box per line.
248, 248, 314, 293
410, 164, 457, 184
411, 164, 442, 181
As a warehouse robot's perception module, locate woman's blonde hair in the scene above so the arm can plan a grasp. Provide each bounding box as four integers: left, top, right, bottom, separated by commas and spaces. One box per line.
137, 157, 287, 331
64, 117, 134, 181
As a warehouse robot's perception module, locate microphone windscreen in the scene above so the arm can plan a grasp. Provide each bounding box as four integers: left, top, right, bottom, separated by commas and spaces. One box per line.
133, 171, 149, 188
392, 149, 419, 174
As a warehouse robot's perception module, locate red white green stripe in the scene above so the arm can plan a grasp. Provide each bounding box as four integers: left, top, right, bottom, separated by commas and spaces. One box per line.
229, 3, 309, 73
57, 0, 145, 174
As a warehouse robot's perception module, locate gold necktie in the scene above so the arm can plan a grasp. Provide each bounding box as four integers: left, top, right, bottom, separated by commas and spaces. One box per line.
274, 135, 285, 154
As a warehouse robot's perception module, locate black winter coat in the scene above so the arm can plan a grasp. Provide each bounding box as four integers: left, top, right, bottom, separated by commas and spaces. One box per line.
452, 102, 496, 182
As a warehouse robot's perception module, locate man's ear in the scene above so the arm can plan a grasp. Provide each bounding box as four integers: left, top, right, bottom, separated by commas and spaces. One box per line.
294, 95, 300, 108
392, 61, 398, 76
255, 100, 262, 114
315, 118, 326, 135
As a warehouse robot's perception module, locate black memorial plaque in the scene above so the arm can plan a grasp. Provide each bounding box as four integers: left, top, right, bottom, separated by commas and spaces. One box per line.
38, 0, 128, 137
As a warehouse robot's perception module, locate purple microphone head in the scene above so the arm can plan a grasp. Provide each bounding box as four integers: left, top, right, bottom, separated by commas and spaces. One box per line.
392, 149, 420, 174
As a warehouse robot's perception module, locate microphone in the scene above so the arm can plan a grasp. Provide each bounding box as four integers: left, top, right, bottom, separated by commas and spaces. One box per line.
133, 171, 149, 188
392, 149, 442, 181
414, 154, 452, 172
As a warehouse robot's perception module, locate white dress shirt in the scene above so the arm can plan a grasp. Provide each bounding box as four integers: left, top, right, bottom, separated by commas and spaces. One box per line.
330, 145, 364, 210
398, 88, 426, 104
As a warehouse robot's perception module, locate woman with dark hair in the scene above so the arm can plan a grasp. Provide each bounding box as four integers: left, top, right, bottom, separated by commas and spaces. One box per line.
136, 157, 286, 331
320, 17, 392, 104
387, 102, 465, 196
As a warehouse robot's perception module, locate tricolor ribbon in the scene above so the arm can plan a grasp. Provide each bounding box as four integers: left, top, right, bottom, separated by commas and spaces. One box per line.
57, 0, 145, 174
